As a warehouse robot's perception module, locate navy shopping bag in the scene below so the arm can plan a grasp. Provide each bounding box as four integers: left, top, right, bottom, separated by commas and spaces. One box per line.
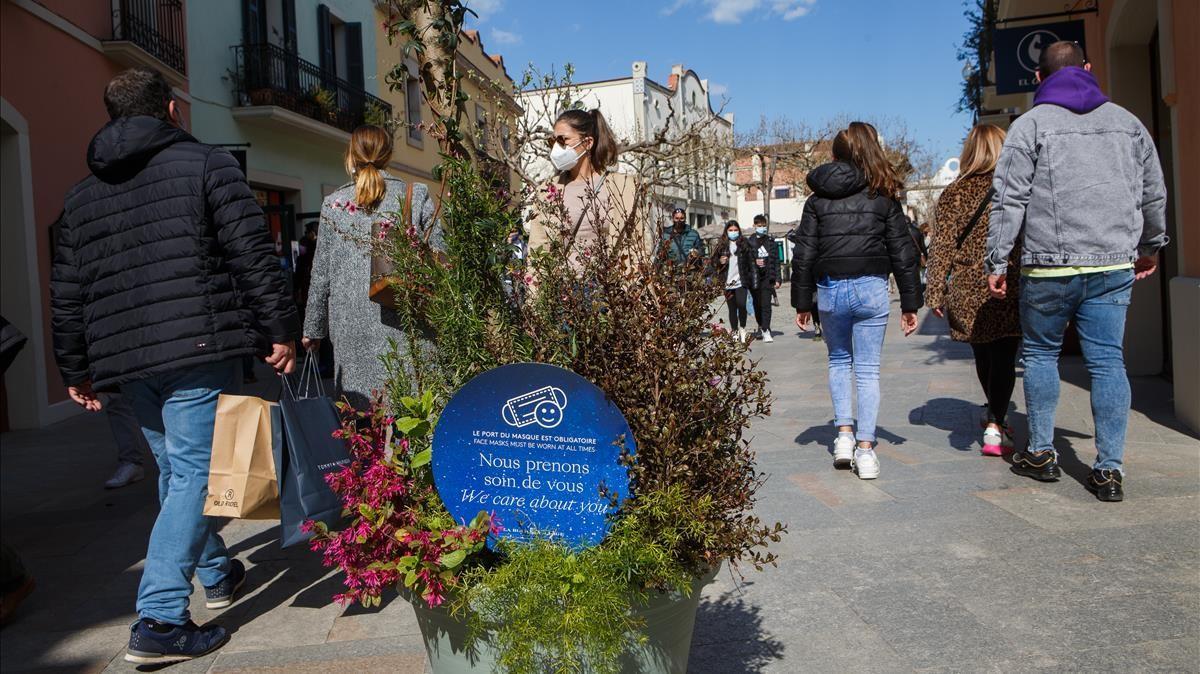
275, 355, 349, 548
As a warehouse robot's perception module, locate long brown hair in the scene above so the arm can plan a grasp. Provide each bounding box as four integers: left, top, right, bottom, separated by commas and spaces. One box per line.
956, 123, 1006, 181
554, 108, 618, 171
832, 121, 903, 200
345, 125, 393, 210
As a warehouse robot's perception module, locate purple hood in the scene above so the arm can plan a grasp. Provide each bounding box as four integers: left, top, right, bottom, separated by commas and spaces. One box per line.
1033, 66, 1109, 114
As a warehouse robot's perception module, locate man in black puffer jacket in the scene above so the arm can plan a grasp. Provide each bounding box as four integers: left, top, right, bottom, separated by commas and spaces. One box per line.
790, 161, 922, 314
50, 68, 297, 664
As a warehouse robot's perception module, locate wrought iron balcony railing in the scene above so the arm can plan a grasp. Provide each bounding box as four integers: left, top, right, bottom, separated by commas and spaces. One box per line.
110, 0, 186, 75
234, 43, 392, 134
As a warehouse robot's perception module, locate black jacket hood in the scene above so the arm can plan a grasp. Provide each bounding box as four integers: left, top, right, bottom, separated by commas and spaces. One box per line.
87, 116, 195, 183
806, 161, 867, 199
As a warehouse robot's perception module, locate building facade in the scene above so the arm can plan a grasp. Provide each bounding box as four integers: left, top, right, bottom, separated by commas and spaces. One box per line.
979, 0, 1199, 429
733, 147, 811, 233
518, 62, 736, 240
903, 157, 961, 226
187, 0, 388, 246
1, 0, 191, 429
372, 20, 520, 195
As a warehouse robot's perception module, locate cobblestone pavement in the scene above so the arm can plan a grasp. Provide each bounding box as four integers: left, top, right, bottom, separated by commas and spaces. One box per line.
2, 301, 1197, 673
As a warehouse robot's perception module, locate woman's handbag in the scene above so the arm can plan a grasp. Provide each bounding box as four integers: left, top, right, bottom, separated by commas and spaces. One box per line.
369, 180, 415, 310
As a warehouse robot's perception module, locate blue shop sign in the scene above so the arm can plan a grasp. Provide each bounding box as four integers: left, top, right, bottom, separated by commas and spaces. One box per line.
993, 20, 1087, 95
432, 363, 635, 548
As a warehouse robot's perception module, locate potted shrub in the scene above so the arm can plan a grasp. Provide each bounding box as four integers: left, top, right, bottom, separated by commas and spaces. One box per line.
306, 159, 783, 674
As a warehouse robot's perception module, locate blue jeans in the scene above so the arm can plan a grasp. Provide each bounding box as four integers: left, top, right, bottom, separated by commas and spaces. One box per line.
1021, 269, 1134, 472
120, 360, 241, 624
818, 275, 890, 443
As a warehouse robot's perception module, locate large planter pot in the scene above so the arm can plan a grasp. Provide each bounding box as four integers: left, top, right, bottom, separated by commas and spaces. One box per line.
411, 566, 719, 674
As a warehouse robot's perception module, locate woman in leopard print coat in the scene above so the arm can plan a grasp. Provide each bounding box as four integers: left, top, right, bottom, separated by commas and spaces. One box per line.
926, 124, 1021, 455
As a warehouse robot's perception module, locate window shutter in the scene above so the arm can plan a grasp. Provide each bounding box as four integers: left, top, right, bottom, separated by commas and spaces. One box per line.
282, 0, 298, 53
242, 0, 266, 45
317, 4, 334, 75
345, 22, 364, 91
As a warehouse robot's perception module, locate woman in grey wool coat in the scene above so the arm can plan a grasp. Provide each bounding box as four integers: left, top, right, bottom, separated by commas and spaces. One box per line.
302, 125, 442, 409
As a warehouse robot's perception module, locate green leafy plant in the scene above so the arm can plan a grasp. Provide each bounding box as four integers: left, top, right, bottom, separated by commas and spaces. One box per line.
312, 4, 784, 673
363, 100, 393, 130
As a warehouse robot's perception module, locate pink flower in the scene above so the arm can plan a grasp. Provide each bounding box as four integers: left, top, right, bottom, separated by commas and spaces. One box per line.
348, 203, 358, 214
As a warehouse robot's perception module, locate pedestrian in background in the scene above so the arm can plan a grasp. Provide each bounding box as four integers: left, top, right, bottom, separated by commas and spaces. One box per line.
792, 122, 922, 480
926, 123, 1021, 456
656, 207, 704, 267
746, 214, 780, 342
986, 42, 1167, 502
711, 220, 756, 342
303, 125, 442, 409
50, 67, 298, 663
527, 108, 647, 261
102, 394, 152, 488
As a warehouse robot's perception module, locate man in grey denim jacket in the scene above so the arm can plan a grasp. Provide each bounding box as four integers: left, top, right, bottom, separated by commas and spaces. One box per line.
984, 42, 1168, 503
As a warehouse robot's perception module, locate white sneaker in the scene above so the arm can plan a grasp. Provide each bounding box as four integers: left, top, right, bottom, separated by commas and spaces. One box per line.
105, 462, 145, 489
762, 330, 774, 343
852, 448, 880, 480
833, 435, 854, 468
738, 328, 747, 342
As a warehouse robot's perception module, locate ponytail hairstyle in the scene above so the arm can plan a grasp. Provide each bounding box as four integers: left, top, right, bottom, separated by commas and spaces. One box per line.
554, 108, 618, 171
345, 125, 394, 210
832, 121, 903, 200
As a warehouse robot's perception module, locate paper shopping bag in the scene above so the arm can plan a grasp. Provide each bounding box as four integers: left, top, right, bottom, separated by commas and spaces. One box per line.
204, 394, 281, 520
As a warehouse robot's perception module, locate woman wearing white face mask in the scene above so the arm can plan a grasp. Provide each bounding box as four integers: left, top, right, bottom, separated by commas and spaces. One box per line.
709, 221, 757, 342
527, 108, 648, 261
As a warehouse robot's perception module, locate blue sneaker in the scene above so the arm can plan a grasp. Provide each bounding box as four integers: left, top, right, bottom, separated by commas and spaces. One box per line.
204, 559, 246, 609
124, 619, 229, 664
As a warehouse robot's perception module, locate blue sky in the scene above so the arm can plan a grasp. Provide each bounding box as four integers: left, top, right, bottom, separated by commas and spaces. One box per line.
465, 0, 974, 164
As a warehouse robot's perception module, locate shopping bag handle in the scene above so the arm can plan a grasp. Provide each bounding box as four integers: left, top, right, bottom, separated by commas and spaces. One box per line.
281, 351, 325, 401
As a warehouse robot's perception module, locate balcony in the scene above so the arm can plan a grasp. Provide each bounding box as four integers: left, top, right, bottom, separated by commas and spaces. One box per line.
232, 43, 392, 141
102, 0, 187, 88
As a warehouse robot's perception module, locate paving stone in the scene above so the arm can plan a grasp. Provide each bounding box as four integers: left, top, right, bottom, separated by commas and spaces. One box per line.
4, 298, 1198, 673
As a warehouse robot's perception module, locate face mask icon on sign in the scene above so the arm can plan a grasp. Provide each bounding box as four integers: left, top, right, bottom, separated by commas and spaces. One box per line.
502, 386, 568, 429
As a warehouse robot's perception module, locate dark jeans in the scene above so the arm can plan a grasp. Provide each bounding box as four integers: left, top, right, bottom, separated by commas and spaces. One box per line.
752, 284, 773, 332
725, 287, 748, 329
1021, 270, 1134, 472
970, 336, 1020, 426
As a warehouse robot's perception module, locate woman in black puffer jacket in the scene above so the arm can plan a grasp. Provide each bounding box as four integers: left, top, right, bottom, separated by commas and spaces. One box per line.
791, 122, 922, 480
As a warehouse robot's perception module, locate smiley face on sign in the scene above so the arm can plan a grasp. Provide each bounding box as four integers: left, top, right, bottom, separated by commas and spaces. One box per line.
433, 363, 635, 548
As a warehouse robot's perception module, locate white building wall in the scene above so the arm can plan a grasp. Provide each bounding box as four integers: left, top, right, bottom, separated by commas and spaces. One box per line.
737, 190, 807, 230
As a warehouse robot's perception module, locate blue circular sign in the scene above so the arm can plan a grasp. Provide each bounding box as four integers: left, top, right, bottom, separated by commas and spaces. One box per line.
432, 363, 635, 547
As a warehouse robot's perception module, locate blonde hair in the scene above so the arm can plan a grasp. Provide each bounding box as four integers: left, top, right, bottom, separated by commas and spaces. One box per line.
345, 125, 394, 210
956, 124, 1006, 181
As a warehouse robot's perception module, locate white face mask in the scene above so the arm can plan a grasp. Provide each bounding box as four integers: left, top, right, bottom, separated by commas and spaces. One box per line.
550, 139, 585, 172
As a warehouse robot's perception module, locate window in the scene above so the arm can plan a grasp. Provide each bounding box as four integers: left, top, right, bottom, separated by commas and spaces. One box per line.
475, 103, 489, 151
773, 186, 791, 199
406, 72, 422, 143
